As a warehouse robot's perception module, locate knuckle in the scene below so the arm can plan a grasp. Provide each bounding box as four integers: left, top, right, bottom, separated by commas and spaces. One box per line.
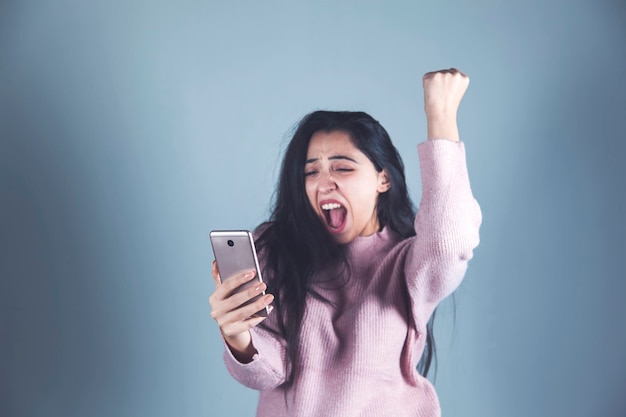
249, 284, 264, 297
259, 296, 270, 307
236, 310, 248, 322
225, 293, 241, 309
235, 275, 249, 286
221, 280, 240, 294
232, 272, 251, 286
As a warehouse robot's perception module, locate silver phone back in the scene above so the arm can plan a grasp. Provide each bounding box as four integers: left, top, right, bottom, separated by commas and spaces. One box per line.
209, 230, 267, 317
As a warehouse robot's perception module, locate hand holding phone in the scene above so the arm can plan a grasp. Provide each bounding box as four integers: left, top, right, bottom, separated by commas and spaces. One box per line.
209, 230, 274, 362
209, 230, 270, 318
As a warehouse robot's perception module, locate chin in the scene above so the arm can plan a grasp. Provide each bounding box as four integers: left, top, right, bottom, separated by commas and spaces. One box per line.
332, 231, 354, 245
326, 222, 351, 243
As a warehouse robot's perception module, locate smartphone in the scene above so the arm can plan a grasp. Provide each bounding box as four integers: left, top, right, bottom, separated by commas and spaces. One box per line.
209, 230, 268, 317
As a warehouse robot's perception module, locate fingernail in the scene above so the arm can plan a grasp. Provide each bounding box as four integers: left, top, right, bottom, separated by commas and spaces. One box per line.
244, 271, 254, 279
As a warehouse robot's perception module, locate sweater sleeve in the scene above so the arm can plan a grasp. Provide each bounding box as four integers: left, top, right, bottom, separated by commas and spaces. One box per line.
222, 313, 289, 391
405, 140, 482, 314
222, 225, 291, 391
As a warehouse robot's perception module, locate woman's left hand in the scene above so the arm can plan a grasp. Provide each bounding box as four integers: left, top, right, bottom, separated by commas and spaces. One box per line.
422, 68, 470, 142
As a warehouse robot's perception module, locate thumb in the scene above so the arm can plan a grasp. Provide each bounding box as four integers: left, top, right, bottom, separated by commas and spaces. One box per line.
211, 260, 222, 287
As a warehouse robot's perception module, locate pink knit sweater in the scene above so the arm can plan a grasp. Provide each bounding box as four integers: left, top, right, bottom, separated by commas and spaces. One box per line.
223, 140, 482, 416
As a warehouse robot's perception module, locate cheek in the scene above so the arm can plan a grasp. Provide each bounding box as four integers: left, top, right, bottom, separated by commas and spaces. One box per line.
360, 194, 380, 215
352, 195, 380, 227
354, 182, 381, 208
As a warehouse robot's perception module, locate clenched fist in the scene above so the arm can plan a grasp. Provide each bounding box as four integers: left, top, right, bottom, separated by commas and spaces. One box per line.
422, 68, 470, 142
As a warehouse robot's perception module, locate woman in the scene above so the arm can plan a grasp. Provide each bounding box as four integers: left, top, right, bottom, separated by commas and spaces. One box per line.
209, 68, 481, 416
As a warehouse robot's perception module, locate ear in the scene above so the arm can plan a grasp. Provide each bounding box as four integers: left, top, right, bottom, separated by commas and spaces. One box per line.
377, 169, 391, 193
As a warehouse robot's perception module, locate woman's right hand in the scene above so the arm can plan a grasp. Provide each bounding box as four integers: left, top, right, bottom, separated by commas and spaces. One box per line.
209, 261, 274, 362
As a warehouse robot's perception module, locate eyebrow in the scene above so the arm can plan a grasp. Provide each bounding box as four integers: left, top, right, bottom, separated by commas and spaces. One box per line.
305, 155, 359, 164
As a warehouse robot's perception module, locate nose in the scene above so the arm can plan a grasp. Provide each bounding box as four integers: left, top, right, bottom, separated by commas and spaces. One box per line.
318, 172, 337, 193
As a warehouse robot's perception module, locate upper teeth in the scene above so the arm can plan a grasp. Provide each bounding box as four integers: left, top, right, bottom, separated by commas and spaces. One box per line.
322, 203, 342, 210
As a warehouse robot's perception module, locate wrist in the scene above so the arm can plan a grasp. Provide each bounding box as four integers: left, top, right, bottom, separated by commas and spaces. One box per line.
223, 331, 257, 363
426, 116, 460, 142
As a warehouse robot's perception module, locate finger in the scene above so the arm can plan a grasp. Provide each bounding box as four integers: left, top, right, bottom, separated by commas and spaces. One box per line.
422, 70, 437, 81
216, 293, 274, 327
213, 283, 271, 321
219, 294, 274, 330
223, 281, 268, 312
423, 68, 451, 80
449, 68, 469, 81
422, 70, 446, 86
221, 315, 268, 338
212, 269, 258, 301
221, 269, 257, 292
423, 68, 468, 81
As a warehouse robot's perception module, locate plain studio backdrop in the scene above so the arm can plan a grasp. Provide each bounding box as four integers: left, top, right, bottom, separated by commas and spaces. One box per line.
1, 0, 625, 416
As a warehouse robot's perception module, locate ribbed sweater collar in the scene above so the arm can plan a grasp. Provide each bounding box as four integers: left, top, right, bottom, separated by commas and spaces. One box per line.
342, 227, 397, 260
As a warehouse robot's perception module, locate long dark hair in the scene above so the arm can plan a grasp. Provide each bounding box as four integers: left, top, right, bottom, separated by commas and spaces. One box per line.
256, 110, 437, 384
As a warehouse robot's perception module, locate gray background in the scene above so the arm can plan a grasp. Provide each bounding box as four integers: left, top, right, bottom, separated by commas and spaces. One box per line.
2, 0, 625, 416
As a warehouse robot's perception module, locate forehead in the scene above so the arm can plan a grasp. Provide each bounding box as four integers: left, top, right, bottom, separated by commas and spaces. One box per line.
306, 131, 363, 159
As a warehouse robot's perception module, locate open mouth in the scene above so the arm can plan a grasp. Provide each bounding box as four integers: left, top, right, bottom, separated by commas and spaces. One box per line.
321, 202, 347, 230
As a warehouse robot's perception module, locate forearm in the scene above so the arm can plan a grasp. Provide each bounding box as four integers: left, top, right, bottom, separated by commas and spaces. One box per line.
223, 326, 289, 391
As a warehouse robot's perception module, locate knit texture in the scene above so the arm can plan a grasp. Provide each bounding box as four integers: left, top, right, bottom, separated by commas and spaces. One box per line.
223, 140, 482, 416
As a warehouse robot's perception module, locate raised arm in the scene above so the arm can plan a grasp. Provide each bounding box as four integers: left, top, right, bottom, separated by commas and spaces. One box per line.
405, 68, 481, 307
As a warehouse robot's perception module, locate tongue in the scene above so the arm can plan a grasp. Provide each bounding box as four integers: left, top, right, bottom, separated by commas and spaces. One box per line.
329, 207, 346, 229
